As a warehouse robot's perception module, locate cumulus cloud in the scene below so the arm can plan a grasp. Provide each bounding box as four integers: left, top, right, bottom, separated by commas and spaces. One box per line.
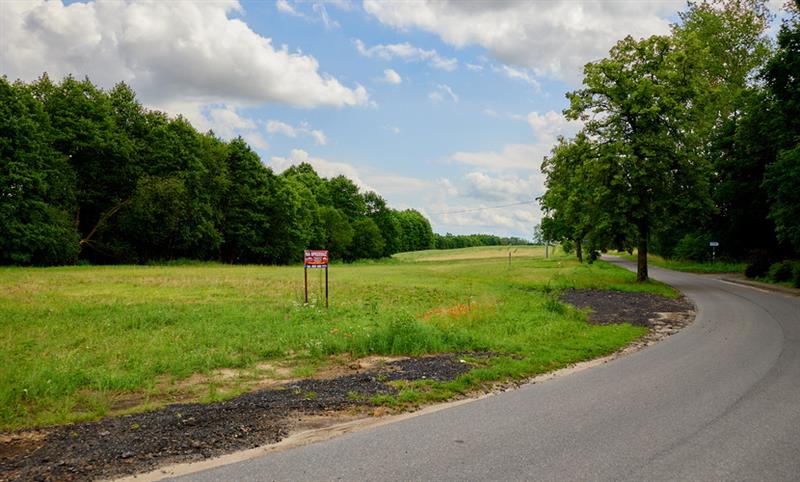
2, 0, 370, 117
524, 110, 582, 143
363, 0, 682, 83
354, 38, 458, 71
382, 68, 403, 84
462, 172, 542, 203
266, 120, 328, 145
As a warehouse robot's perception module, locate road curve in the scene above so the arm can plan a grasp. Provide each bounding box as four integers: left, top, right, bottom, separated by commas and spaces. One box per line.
175, 259, 800, 481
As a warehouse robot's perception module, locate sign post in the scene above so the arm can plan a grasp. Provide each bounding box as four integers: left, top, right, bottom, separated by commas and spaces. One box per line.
304, 250, 329, 308
709, 241, 719, 264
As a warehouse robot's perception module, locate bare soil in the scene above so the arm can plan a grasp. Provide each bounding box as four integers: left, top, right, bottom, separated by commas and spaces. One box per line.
1, 289, 695, 482
0, 355, 482, 482
559, 288, 693, 327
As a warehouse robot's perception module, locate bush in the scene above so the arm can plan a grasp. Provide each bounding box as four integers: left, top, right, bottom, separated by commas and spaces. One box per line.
745, 250, 771, 279
768, 261, 794, 282
672, 233, 709, 262
793, 263, 800, 288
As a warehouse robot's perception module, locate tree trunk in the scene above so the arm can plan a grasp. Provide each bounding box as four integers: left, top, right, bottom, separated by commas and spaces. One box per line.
637, 219, 649, 282
576, 237, 583, 263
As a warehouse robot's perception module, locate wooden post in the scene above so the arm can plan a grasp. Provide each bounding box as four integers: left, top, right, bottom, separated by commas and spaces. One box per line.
325, 266, 329, 308
304, 266, 308, 304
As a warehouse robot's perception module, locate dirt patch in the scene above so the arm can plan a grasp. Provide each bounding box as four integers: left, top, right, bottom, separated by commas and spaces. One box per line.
0, 354, 482, 482
559, 289, 693, 327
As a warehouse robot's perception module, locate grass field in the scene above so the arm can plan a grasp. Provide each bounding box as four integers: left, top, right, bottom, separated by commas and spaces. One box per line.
0, 246, 674, 430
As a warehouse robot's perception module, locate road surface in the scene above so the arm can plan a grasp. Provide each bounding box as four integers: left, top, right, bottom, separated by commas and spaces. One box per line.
175, 258, 800, 481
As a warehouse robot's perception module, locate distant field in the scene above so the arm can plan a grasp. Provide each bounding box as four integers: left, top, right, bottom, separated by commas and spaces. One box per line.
394, 245, 547, 262
0, 247, 673, 430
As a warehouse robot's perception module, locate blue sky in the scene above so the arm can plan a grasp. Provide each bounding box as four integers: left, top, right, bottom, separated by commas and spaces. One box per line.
1, 0, 788, 238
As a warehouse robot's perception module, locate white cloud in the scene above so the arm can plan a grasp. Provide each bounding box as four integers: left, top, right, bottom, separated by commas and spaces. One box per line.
363, 0, 682, 83
430, 84, 458, 103
439, 178, 458, 197
269, 149, 371, 190
466, 63, 484, 72
2, 0, 370, 120
451, 144, 546, 172
266, 120, 328, 145
310, 129, 328, 146
524, 110, 582, 143
382, 68, 403, 84
276, 0, 302, 16
266, 120, 298, 138
462, 172, 541, 203
384, 126, 401, 134
495, 65, 541, 91
354, 39, 457, 71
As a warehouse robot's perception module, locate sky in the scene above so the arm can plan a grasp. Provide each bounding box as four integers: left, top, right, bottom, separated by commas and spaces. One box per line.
0, 0, 789, 239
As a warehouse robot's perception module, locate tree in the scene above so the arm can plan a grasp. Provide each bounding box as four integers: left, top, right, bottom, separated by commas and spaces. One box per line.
762, 10, 800, 252
364, 191, 400, 257
396, 209, 435, 252
319, 206, 353, 260
670, 0, 774, 258
328, 175, 366, 222
566, 34, 711, 281
219, 138, 274, 263
0, 77, 79, 265
349, 218, 385, 260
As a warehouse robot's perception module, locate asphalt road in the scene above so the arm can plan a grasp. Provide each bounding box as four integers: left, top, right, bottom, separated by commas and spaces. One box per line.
175, 258, 800, 481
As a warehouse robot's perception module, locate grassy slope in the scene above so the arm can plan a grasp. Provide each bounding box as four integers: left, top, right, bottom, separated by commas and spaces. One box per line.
0, 246, 674, 430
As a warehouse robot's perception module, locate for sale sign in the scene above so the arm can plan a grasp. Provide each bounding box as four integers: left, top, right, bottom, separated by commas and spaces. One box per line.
304, 250, 329, 268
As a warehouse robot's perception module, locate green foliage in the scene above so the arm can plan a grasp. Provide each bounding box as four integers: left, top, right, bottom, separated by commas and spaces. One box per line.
541, 1, 800, 276
1, 76, 431, 266
434, 233, 530, 249
672, 233, 710, 262
396, 209, 435, 252
0, 77, 80, 266
768, 260, 795, 282
349, 218, 385, 260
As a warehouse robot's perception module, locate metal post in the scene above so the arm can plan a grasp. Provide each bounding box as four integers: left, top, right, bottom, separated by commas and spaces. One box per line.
324, 266, 329, 308
304, 266, 308, 304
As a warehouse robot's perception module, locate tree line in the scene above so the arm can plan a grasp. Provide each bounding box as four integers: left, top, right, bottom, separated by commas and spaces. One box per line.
539, 0, 800, 281
434, 233, 531, 250
0, 75, 436, 266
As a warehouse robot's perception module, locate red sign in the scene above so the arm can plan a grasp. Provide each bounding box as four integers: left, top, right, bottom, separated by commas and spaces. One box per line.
304, 250, 329, 268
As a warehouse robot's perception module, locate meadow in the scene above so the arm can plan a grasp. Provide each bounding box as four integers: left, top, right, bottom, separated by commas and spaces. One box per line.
0, 246, 674, 430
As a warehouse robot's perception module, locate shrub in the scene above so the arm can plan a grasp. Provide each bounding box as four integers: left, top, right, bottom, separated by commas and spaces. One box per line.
745, 250, 771, 279
768, 261, 794, 282
672, 233, 709, 262
792, 263, 800, 288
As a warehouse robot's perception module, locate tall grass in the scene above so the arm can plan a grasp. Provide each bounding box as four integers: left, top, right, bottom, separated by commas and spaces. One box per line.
0, 246, 670, 429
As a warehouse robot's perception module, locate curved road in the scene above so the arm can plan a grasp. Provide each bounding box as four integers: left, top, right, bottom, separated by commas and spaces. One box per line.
176, 259, 800, 481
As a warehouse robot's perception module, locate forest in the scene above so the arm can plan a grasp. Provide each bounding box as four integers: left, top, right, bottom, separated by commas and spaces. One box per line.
0, 75, 443, 266
539, 0, 800, 283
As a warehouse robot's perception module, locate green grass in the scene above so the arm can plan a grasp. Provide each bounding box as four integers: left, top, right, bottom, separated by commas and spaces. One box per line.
616, 252, 745, 274
0, 246, 673, 430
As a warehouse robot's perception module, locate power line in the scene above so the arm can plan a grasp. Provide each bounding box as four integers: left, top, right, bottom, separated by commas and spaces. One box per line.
431, 200, 537, 216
